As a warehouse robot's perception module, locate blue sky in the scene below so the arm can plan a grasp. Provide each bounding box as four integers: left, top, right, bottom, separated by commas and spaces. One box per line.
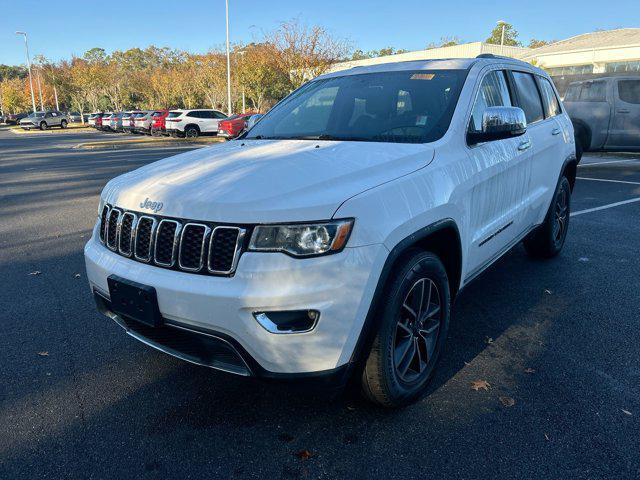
1, 0, 638, 65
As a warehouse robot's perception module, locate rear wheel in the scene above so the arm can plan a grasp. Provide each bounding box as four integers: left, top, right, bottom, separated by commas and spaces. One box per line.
185, 126, 199, 138
524, 176, 571, 258
40, 121, 47, 131
361, 250, 450, 408
60, 120, 68, 129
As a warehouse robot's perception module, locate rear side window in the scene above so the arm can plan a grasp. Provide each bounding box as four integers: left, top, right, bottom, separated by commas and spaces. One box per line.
567, 81, 607, 102
167, 111, 182, 118
511, 72, 544, 124
187, 111, 202, 118
618, 80, 640, 104
538, 77, 561, 117
469, 70, 512, 133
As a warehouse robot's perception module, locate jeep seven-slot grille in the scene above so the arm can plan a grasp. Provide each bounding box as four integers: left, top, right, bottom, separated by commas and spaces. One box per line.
99, 204, 244, 276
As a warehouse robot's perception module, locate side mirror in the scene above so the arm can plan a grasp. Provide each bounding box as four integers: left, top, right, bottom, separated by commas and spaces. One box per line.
246, 114, 264, 130
468, 106, 527, 145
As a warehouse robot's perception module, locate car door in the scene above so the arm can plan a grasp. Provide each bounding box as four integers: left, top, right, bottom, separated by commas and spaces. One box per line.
607, 79, 640, 149
465, 69, 533, 275
50, 112, 61, 127
511, 71, 562, 226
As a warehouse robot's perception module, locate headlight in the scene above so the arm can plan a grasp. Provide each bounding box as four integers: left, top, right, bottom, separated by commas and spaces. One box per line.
249, 219, 354, 257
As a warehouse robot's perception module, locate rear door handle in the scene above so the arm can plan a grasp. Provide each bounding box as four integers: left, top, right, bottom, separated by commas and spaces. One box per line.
618, 109, 630, 114
518, 140, 531, 151
552, 128, 562, 136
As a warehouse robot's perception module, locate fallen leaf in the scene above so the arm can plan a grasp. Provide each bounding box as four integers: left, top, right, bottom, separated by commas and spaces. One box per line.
485, 337, 494, 344
544, 289, 552, 295
37, 351, 49, 356
74, 273, 81, 278
29, 271, 41, 276
524, 368, 536, 374
544, 433, 550, 441
622, 409, 632, 416
346, 405, 356, 411
499, 396, 516, 407
471, 380, 491, 391
578, 257, 589, 262
295, 450, 314, 460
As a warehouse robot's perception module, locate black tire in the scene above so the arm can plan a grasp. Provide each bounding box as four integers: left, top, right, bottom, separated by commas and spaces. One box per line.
523, 176, 571, 258
361, 250, 451, 408
40, 121, 47, 131
185, 126, 199, 138
60, 120, 68, 129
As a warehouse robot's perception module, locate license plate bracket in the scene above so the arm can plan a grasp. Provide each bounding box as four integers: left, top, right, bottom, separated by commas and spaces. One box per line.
107, 275, 162, 327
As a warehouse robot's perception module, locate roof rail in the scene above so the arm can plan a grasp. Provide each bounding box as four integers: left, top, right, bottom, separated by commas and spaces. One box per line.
478, 53, 517, 59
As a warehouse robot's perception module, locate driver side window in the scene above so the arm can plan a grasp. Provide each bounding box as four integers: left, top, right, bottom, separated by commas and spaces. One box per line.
469, 71, 512, 133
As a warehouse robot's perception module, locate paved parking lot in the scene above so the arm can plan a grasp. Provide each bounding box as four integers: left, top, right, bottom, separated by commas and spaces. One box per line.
1, 130, 639, 479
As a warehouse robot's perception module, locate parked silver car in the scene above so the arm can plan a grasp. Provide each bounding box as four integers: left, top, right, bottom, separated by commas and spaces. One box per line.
20, 111, 69, 130
564, 76, 640, 159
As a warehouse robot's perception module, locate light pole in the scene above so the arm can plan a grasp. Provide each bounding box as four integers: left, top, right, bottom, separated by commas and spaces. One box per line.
497, 20, 506, 55
35, 66, 44, 110
16, 31, 37, 113
225, 0, 232, 115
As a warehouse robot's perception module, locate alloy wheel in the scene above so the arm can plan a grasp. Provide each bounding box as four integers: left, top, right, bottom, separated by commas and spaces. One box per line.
393, 277, 442, 384
553, 186, 568, 244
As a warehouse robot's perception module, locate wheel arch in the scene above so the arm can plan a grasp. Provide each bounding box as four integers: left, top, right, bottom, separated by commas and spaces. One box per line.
571, 119, 592, 151
562, 154, 578, 191
184, 123, 200, 132
347, 219, 462, 372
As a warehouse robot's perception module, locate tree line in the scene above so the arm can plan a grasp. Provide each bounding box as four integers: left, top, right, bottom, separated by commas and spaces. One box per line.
0, 21, 348, 116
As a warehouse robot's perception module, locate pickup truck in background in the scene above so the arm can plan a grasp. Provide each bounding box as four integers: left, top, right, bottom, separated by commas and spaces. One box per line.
563, 76, 640, 160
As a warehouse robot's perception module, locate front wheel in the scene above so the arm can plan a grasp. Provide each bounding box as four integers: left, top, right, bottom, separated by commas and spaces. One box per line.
524, 176, 571, 258
40, 121, 48, 131
361, 250, 450, 407
60, 120, 68, 129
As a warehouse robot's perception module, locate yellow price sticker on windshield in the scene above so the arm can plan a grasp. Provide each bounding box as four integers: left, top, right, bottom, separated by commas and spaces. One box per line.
410, 73, 435, 80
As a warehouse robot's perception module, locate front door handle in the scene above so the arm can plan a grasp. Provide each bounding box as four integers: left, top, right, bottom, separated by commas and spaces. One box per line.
618, 109, 630, 114
552, 128, 562, 136
518, 140, 531, 151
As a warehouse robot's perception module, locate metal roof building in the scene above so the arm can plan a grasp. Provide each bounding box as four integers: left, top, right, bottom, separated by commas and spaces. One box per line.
521, 28, 640, 75
328, 42, 530, 73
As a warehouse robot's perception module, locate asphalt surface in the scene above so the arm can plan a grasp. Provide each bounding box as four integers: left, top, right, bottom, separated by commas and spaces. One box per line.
1, 129, 639, 479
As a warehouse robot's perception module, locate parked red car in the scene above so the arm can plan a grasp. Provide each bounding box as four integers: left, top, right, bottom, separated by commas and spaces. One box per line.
150, 110, 169, 136
217, 113, 254, 139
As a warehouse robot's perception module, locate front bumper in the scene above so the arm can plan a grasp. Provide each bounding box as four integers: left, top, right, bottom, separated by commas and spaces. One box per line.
84, 227, 387, 376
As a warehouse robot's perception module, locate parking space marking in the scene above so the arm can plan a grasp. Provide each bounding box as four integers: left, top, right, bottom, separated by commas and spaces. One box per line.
576, 177, 640, 186
572, 196, 640, 217
578, 159, 640, 167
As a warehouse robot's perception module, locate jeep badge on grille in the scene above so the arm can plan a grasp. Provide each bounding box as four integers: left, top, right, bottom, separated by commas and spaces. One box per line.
139, 198, 163, 213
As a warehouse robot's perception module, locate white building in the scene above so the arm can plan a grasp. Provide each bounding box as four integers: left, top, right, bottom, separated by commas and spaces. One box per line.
521, 28, 640, 75
329, 28, 640, 79
328, 42, 530, 73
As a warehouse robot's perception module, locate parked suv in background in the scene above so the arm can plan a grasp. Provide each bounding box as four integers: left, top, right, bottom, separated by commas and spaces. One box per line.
20, 111, 69, 130
85, 56, 576, 407
88, 113, 103, 127
150, 110, 169, 136
165, 109, 227, 137
564, 76, 640, 159
133, 111, 155, 135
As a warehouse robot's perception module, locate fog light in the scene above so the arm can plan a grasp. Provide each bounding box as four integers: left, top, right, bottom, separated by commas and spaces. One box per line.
253, 310, 319, 334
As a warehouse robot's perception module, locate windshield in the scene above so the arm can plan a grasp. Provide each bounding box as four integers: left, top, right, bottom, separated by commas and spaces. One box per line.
245, 70, 466, 143
28, 113, 45, 118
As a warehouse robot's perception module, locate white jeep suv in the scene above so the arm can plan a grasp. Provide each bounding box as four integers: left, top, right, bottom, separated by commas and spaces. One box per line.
85, 56, 576, 407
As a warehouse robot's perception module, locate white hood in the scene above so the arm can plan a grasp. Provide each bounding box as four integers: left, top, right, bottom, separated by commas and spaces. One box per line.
102, 140, 434, 223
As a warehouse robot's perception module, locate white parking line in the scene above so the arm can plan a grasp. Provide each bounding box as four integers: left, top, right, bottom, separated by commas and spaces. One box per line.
572, 197, 640, 217
576, 177, 640, 186
578, 158, 640, 167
